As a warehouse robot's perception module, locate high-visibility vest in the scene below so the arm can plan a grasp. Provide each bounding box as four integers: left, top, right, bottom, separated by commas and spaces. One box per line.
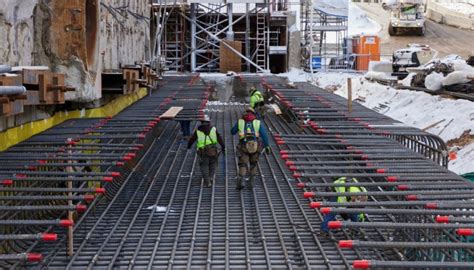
196, 127, 217, 150
238, 119, 260, 140
334, 177, 367, 203
250, 91, 264, 108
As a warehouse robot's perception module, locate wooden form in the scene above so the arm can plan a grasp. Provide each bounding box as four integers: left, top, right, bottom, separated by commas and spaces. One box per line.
0, 75, 27, 116
104, 65, 159, 95
220, 40, 242, 73
23, 69, 74, 104
160, 106, 183, 119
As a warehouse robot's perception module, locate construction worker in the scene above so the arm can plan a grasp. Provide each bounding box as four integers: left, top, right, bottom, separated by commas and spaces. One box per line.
320, 177, 367, 235
231, 107, 270, 190
249, 86, 265, 119
187, 115, 225, 187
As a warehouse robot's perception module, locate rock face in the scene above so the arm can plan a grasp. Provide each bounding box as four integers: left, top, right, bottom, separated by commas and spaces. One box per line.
0, 0, 151, 102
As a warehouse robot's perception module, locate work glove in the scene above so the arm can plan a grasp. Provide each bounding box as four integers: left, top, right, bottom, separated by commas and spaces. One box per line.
265, 146, 271, 154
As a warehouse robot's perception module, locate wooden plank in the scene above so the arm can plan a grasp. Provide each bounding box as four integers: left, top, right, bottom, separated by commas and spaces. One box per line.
160, 106, 183, 119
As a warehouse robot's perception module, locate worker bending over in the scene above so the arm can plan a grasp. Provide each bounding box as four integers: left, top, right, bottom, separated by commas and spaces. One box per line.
187, 115, 225, 187
249, 86, 265, 119
231, 107, 270, 190
320, 177, 367, 235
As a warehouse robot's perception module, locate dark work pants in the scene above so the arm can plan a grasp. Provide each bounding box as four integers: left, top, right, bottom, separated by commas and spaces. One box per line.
199, 152, 217, 185
179, 120, 191, 137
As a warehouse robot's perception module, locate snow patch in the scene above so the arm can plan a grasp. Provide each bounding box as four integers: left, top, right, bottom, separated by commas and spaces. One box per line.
348, 2, 382, 36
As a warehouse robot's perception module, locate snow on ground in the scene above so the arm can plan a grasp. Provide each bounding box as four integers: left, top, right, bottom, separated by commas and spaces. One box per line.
439, 1, 474, 15
278, 69, 474, 175
348, 1, 382, 36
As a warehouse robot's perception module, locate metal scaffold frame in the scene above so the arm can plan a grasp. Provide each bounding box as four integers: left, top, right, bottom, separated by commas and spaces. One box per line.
301, 0, 348, 71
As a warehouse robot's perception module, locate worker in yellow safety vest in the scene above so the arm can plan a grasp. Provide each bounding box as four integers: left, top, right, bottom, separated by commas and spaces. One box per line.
188, 115, 225, 187
320, 177, 367, 234
249, 87, 266, 119
231, 107, 270, 190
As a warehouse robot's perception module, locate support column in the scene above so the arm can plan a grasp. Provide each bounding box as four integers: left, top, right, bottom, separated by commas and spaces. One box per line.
226, 4, 234, 41
245, 3, 250, 71
191, 3, 197, 72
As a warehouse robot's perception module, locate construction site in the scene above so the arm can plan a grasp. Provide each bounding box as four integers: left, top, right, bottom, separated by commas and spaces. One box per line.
0, 0, 473, 269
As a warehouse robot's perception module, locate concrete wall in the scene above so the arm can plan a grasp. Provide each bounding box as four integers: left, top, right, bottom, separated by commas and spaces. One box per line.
427, 0, 474, 30
0, 0, 151, 102
0, 0, 150, 131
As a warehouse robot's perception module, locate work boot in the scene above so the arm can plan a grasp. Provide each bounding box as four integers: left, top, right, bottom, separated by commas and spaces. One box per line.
247, 175, 255, 190
205, 179, 212, 188
236, 177, 244, 190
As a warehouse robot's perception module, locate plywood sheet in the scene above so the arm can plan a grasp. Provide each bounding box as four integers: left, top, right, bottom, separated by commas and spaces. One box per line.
220, 40, 242, 73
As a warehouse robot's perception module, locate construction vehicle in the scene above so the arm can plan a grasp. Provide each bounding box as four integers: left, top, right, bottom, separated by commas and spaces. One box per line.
382, 0, 426, 36
392, 44, 436, 78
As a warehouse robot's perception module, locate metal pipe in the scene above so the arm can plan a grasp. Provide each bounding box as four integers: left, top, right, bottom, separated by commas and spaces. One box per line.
0, 86, 26, 95
0, 64, 12, 74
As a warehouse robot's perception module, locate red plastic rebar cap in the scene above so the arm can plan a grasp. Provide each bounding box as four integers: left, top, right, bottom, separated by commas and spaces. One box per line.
122, 156, 132, 161
41, 233, 58, 241
110, 172, 121, 177
285, 161, 295, 166
406, 195, 417, 201
276, 140, 285, 145
293, 172, 302, 179
328, 221, 342, 229
59, 219, 74, 227
27, 253, 43, 262
397, 185, 409, 191
376, 168, 386, 174
310, 202, 322, 209
361, 155, 369, 160
28, 166, 37, 171
1, 179, 13, 186
457, 228, 474, 236
289, 165, 297, 172
316, 129, 326, 134
137, 144, 145, 149
436, 216, 449, 223
127, 152, 136, 158
425, 203, 437, 209
321, 207, 332, 214
138, 133, 146, 139
281, 154, 289, 160
303, 192, 315, 198
15, 173, 26, 179
386, 176, 398, 182
346, 146, 355, 150
116, 161, 125, 167
339, 240, 354, 248
296, 182, 306, 188
366, 163, 374, 167
95, 188, 106, 194
84, 195, 95, 202
280, 150, 288, 155
67, 140, 76, 145
76, 204, 87, 212
103, 176, 113, 182
353, 260, 371, 269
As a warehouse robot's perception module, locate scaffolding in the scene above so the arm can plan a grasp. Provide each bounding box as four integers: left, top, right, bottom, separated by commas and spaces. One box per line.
301, 0, 348, 71
152, 1, 291, 73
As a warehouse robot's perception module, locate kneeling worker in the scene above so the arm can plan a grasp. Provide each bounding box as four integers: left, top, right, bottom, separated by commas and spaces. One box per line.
231, 107, 270, 190
320, 177, 367, 235
249, 86, 265, 119
187, 115, 225, 187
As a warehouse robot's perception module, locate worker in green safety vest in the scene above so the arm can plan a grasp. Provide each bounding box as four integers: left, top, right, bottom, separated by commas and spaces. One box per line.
188, 115, 225, 187
320, 177, 367, 234
231, 107, 270, 190
249, 86, 266, 119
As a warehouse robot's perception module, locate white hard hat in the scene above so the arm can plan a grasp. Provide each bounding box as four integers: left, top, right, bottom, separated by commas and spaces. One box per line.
201, 115, 211, 122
